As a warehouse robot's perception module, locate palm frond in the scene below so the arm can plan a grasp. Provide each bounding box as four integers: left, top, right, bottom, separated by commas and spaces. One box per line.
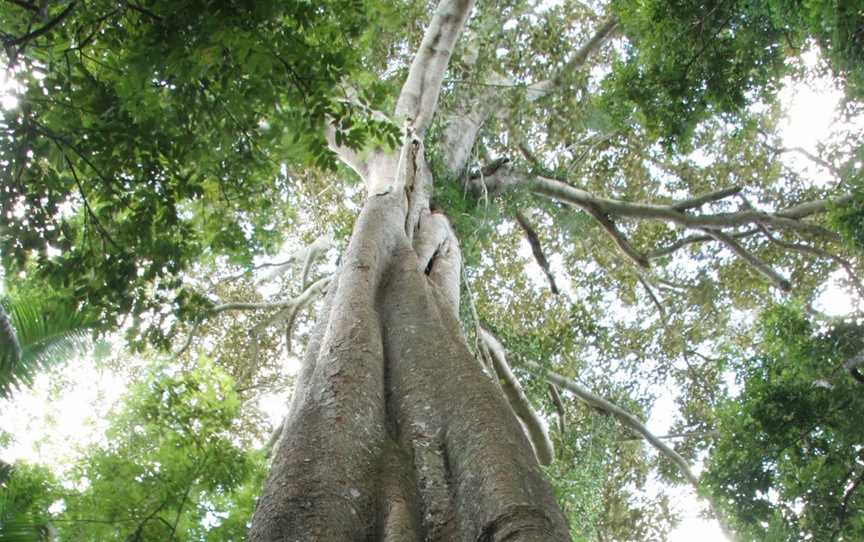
0, 296, 92, 399
0, 463, 53, 542
0, 305, 23, 401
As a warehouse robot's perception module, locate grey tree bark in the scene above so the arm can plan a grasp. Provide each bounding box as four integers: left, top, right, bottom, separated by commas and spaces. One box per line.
248, 1, 571, 539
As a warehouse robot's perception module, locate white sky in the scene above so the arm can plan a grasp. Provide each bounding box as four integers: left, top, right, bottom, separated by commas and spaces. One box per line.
1, 35, 861, 542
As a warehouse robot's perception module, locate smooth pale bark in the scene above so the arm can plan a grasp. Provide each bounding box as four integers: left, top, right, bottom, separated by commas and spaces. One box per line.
249, 1, 572, 539
249, 190, 571, 541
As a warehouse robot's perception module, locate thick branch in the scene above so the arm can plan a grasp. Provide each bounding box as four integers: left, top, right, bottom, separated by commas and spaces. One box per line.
439, 17, 617, 176
776, 194, 852, 219
395, 0, 475, 134
479, 329, 555, 466
530, 175, 840, 238
671, 185, 743, 211
581, 202, 650, 269
324, 122, 367, 178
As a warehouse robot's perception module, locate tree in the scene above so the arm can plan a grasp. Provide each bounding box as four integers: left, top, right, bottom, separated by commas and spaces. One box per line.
704, 304, 864, 541
0, 357, 266, 541
2, 0, 864, 540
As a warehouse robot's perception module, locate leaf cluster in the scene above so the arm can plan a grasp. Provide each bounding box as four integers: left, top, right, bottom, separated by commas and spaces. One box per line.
704, 304, 864, 541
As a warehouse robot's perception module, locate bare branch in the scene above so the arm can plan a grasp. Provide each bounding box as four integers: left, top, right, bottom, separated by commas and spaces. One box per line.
671, 185, 743, 211
524, 360, 699, 486
703, 228, 791, 291
526, 16, 618, 98
480, 328, 555, 466
514, 210, 559, 294
531, 175, 840, 238
767, 144, 840, 177
547, 384, 566, 436
764, 234, 864, 299
395, 0, 476, 134
637, 275, 668, 324
173, 276, 332, 359
648, 229, 759, 260
257, 232, 333, 284
252, 275, 332, 334
776, 194, 852, 219
581, 202, 650, 269
524, 360, 741, 540
324, 122, 368, 178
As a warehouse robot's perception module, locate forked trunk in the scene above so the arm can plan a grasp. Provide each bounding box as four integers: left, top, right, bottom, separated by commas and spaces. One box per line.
249, 185, 571, 540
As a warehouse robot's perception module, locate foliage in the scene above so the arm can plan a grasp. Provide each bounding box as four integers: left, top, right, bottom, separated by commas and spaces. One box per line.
828, 184, 864, 255
2, 0, 864, 540
606, 0, 864, 148
0, 358, 266, 541
0, 461, 57, 542
0, 286, 93, 399
704, 304, 864, 541
0, 0, 402, 347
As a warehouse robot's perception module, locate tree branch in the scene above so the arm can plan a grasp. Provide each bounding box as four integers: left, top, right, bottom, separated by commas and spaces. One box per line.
648, 229, 759, 260
525, 16, 618, 97
530, 174, 841, 238
324, 122, 368, 178
4, 1, 76, 48
172, 276, 332, 359
766, 144, 840, 177
395, 0, 476, 134
524, 361, 699, 486
514, 210, 559, 294
3, 0, 38, 13
479, 328, 555, 466
638, 275, 668, 324
547, 384, 566, 436
581, 202, 650, 269
702, 228, 791, 291
671, 185, 743, 211
251, 275, 332, 336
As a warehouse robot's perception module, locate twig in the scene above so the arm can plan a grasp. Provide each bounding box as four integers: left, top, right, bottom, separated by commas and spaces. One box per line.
648, 229, 759, 259
637, 275, 668, 325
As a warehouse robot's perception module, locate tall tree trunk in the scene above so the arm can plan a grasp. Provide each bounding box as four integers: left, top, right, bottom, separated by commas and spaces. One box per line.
249, 184, 571, 540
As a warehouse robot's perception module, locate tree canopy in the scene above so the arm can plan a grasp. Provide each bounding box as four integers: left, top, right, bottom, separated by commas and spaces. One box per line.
2, 0, 864, 540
